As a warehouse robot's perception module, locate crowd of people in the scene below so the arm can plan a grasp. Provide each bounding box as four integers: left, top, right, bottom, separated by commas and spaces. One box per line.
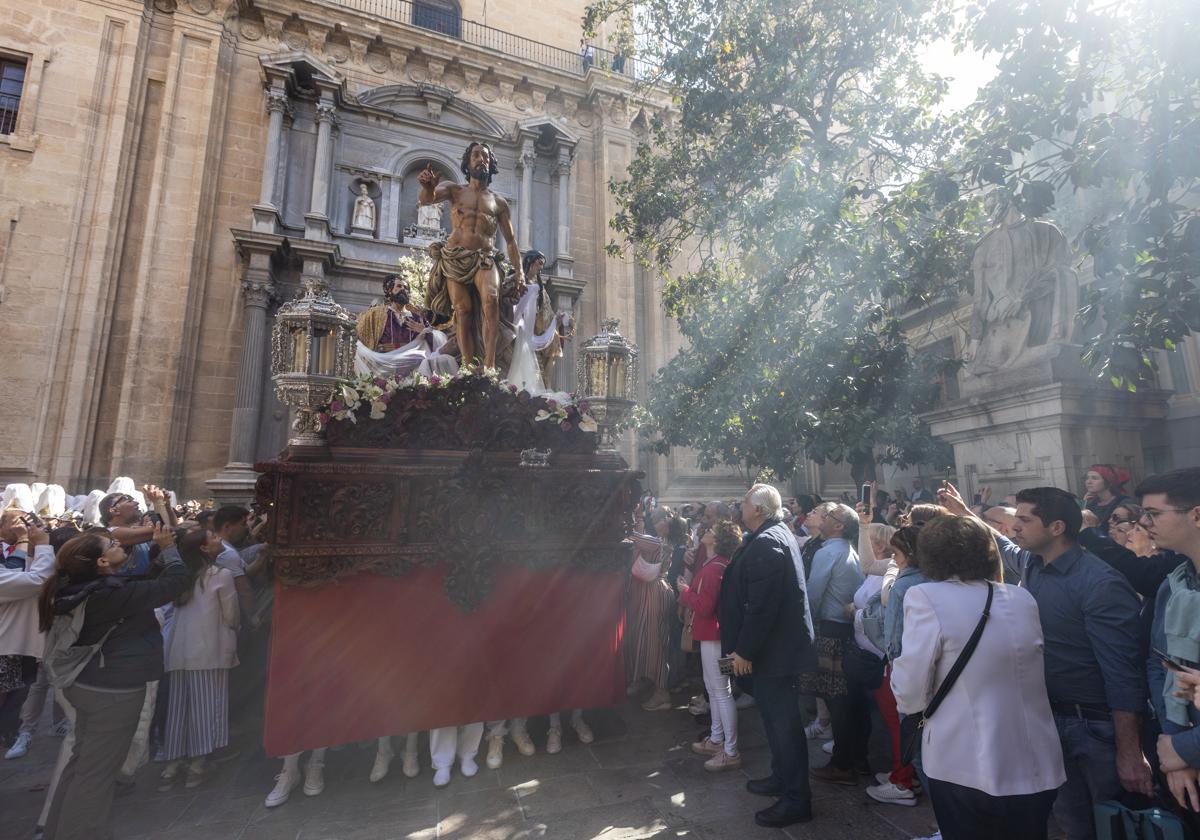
630, 464, 1200, 839
2, 461, 1200, 840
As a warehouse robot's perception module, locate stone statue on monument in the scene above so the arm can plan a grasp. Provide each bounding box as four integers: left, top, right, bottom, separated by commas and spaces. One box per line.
416, 200, 443, 233
964, 206, 1078, 375
418, 142, 525, 369
352, 183, 377, 234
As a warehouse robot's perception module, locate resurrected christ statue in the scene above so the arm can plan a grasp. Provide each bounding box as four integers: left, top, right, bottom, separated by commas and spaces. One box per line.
418, 142, 525, 369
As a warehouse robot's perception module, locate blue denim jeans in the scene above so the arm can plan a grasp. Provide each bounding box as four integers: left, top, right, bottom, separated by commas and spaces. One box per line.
1053, 715, 1121, 840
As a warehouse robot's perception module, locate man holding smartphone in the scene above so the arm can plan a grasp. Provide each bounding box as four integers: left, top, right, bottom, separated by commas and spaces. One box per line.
1140, 468, 1200, 819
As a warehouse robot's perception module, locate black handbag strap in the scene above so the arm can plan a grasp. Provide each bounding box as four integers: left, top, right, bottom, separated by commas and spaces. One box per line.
923, 581, 993, 722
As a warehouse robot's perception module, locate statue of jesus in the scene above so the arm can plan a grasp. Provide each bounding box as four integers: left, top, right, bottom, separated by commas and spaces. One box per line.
418, 142, 525, 369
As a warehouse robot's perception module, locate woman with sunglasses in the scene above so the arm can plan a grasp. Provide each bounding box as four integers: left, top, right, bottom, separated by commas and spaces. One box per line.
1084, 464, 1135, 537
37, 524, 189, 840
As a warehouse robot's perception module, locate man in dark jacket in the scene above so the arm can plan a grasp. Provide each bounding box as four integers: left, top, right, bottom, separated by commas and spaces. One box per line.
720, 483, 816, 828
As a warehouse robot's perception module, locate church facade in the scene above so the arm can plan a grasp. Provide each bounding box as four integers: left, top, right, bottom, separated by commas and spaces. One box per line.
1, 0, 1195, 505
0, 0, 737, 502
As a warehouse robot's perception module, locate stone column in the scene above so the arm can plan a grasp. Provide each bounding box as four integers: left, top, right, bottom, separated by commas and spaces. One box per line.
207, 253, 276, 504
552, 148, 574, 277
252, 87, 291, 233
517, 139, 535, 251
304, 99, 338, 241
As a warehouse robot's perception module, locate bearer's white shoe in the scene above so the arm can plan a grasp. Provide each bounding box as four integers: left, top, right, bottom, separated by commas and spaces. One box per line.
265, 766, 301, 808
512, 728, 535, 756
303, 760, 325, 796
370, 746, 394, 783
486, 735, 504, 770
402, 745, 420, 778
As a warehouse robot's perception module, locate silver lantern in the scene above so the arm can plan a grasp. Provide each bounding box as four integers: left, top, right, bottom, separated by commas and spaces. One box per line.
576, 317, 639, 465
271, 271, 356, 451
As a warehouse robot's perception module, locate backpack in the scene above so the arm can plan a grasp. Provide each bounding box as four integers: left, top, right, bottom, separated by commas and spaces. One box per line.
42, 603, 122, 690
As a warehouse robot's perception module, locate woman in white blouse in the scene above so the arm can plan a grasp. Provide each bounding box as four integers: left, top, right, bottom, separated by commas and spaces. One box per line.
891, 515, 1064, 840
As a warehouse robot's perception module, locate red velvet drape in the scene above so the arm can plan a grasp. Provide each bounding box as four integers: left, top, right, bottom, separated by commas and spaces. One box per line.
264, 564, 626, 756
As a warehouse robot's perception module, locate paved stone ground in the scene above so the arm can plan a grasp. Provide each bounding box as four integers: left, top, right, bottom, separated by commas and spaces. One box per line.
0, 693, 940, 840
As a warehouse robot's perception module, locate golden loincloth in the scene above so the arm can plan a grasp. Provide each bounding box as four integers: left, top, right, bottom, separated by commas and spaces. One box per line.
425, 242, 507, 322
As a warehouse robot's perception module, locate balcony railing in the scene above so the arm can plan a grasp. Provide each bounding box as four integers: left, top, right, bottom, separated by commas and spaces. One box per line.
332, 0, 656, 80
0, 94, 18, 135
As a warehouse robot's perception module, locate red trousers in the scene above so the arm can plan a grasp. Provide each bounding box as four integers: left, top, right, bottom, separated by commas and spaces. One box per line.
873, 666, 915, 789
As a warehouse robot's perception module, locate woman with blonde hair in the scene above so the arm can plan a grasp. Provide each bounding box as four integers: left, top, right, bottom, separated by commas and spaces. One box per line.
627, 507, 684, 711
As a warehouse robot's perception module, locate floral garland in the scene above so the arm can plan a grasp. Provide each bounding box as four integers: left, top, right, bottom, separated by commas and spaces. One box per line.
318, 364, 598, 434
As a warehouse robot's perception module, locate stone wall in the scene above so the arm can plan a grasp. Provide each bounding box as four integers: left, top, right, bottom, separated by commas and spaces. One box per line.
0, 0, 708, 501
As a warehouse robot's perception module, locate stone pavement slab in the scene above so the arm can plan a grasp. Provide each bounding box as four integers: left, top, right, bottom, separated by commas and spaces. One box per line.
0, 692, 939, 840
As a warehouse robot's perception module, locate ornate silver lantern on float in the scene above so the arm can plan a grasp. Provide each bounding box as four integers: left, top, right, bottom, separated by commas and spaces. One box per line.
270, 269, 356, 451
576, 317, 639, 466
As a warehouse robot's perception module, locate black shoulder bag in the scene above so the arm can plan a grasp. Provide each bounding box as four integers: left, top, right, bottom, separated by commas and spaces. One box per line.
899, 581, 993, 767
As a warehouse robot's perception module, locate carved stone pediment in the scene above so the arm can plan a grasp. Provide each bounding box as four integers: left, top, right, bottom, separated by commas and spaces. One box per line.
355, 84, 506, 139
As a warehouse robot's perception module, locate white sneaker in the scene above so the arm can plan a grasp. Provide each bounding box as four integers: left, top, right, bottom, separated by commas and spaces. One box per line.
370, 746, 393, 783
303, 760, 324, 796
866, 781, 917, 807
804, 720, 832, 740
460, 756, 479, 778
573, 721, 594, 744
821, 740, 834, 755
433, 766, 451, 787
687, 695, 710, 715
486, 735, 504, 770
402, 746, 420, 778
735, 693, 756, 710
512, 728, 535, 757
5, 732, 31, 760
265, 767, 301, 808
545, 729, 562, 755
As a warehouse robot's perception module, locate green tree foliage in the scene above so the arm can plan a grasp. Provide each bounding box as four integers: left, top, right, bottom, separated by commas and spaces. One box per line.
953, 0, 1200, 389
585, 0, 973, 479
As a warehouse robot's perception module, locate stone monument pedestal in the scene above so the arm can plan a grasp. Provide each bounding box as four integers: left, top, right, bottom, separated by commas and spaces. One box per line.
923, 345, 1169, 500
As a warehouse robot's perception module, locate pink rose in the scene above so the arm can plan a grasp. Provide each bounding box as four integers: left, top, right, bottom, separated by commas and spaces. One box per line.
508, 383, 518, 393
330, 400, 344, 412
431, 375, 442, 386
373, 377, 387, 388
547, 399, 558, 410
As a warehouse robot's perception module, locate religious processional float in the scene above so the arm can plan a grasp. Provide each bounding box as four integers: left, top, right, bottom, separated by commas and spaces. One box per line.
254, 246, 642, 756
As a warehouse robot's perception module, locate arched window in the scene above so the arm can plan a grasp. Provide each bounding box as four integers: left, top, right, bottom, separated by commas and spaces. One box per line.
413, 0, 460, 39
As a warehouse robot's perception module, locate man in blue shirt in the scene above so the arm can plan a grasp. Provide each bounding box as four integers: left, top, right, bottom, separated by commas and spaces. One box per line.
982, 486, 1151, 839
1140, 468, 1200, 818
806, 503, 867, 785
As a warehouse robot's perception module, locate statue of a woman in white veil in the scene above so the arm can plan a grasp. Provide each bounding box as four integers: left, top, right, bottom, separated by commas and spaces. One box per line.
506, 251, 567, 396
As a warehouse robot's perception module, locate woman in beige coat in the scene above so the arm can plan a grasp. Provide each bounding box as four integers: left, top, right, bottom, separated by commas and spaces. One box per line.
891, 515, 1065, 840
158, 528, 239, 790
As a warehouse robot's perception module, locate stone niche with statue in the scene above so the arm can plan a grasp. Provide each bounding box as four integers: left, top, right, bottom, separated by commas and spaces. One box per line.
923, 208, 1170, 498
254, 293, 642, 757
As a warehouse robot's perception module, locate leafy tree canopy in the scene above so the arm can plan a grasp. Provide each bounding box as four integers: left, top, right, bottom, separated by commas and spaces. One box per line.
585, 0, 1199, 480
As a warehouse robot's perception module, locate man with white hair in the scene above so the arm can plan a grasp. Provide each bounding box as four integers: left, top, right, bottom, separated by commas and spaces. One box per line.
719, 484, 816, 828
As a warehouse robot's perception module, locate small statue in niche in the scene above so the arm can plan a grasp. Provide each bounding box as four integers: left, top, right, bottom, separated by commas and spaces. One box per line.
417, 200, 443, 233
351, 183, 377, 234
